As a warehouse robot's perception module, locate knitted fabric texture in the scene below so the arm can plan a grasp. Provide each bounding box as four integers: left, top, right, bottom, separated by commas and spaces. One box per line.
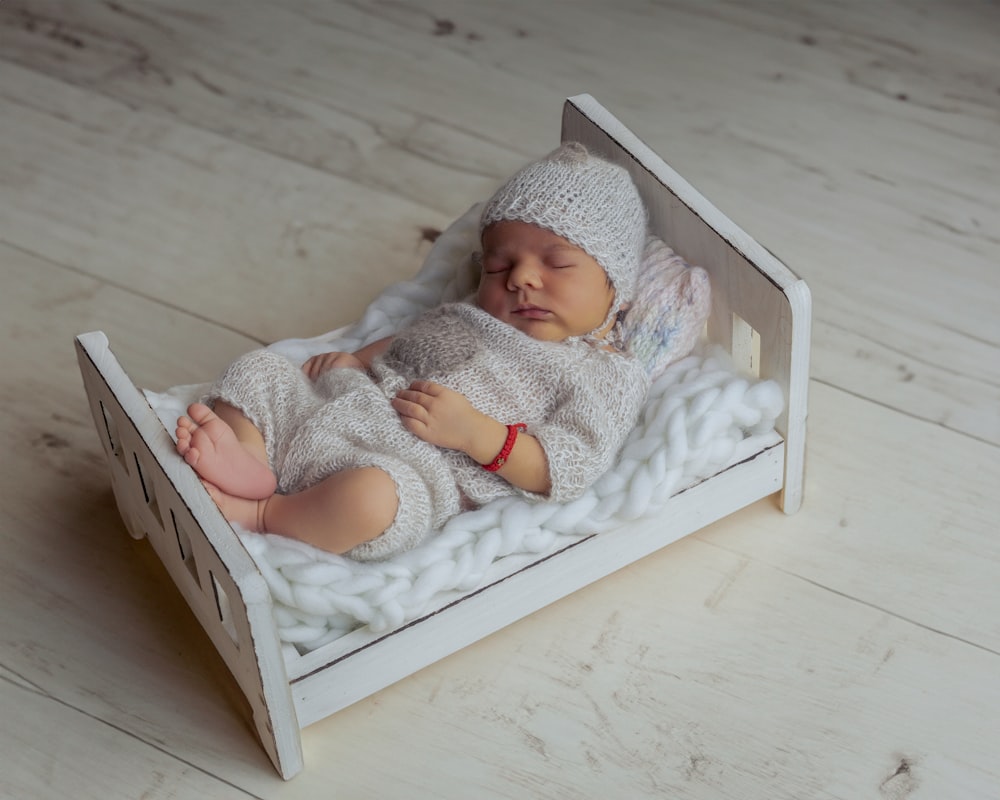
377, 303, 650, 506
144, 204, 783, 649
237, 345, 783, 649
207, 302, 649, 561
479, 142, 646, 305
207, 349, 461, 561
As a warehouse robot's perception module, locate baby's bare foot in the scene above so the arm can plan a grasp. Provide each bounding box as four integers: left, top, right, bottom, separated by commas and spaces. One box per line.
202, 480, 268, 531
175, 403, 276, 500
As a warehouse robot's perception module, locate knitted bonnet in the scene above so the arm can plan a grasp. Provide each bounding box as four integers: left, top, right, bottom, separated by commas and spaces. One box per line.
479, 142, 647, 306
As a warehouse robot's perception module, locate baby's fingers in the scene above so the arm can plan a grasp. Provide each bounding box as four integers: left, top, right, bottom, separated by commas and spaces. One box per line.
391, 392, 427, 419
406, 379, 444, 396
302, 355, 325, 378
391, 395, 434, 440
303, 351, 355, 379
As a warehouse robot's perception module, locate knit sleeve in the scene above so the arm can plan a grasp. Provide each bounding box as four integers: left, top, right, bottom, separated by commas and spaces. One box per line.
531, 352, 650, 503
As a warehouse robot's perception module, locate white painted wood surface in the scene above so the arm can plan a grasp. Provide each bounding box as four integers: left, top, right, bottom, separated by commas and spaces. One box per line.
562, 95, 811, 513
2, 1, 998, 798
74, 331, 304, 778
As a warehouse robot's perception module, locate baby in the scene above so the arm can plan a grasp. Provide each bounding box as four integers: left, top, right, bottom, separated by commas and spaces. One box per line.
175, 143, 651, 560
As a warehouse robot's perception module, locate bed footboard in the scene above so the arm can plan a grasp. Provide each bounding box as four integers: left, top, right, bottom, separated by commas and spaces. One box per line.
74, 332, 303, 779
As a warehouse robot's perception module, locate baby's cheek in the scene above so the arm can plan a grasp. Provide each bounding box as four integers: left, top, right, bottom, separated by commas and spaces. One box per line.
475, 288, 503, 320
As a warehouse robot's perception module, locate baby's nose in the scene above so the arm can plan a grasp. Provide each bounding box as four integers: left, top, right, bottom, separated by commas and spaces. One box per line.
507, 260, 542, 289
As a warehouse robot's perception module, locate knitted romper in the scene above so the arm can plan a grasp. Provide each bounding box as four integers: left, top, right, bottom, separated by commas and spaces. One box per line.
208, 302, 649, 561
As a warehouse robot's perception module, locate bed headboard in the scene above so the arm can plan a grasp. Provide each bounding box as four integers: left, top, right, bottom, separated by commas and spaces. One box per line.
561, 94, 811, 513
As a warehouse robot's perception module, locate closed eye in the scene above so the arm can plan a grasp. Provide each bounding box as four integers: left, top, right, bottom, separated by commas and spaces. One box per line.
482, 255, 513, 274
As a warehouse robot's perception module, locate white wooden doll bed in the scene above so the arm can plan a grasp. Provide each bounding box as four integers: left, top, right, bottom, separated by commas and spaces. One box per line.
75, 95, 811, 779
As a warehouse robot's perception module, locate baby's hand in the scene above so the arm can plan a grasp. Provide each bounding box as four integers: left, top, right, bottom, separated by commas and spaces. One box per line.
392, 380, 485, 453
302, 351, 365, 380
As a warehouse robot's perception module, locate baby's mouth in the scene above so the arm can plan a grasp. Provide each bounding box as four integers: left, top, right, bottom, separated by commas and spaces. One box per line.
513, 304, 550, 319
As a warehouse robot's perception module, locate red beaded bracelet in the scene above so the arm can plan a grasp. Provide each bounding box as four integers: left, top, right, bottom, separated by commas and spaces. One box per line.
482, 423, 527, 472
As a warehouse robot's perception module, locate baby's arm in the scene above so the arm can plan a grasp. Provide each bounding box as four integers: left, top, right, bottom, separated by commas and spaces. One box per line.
392, 381, 551, 495
302, 336, 393, 379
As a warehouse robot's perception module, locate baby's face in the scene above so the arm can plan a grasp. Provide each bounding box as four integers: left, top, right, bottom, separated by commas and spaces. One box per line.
476, 221, 616, 342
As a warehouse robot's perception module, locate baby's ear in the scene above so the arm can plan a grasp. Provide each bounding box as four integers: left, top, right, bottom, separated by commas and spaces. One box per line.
469, 251, 483, 280
621, 236, 711, 378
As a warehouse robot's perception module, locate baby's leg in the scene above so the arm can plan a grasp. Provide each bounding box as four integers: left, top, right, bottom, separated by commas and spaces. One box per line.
207, 467, 399, 554
176, 402, 277, 499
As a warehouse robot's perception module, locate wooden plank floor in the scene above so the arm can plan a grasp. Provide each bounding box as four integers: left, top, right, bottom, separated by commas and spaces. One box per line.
2, 1, 998, 797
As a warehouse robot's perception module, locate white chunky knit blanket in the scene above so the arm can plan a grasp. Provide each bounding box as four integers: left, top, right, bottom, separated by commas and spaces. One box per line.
147, 205, 783, 653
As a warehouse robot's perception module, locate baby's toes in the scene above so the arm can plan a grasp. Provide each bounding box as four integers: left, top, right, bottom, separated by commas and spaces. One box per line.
186, 402, 215, 426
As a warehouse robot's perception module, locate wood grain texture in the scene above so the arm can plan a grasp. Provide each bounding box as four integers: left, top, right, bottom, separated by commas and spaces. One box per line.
2, 0, 998, 796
